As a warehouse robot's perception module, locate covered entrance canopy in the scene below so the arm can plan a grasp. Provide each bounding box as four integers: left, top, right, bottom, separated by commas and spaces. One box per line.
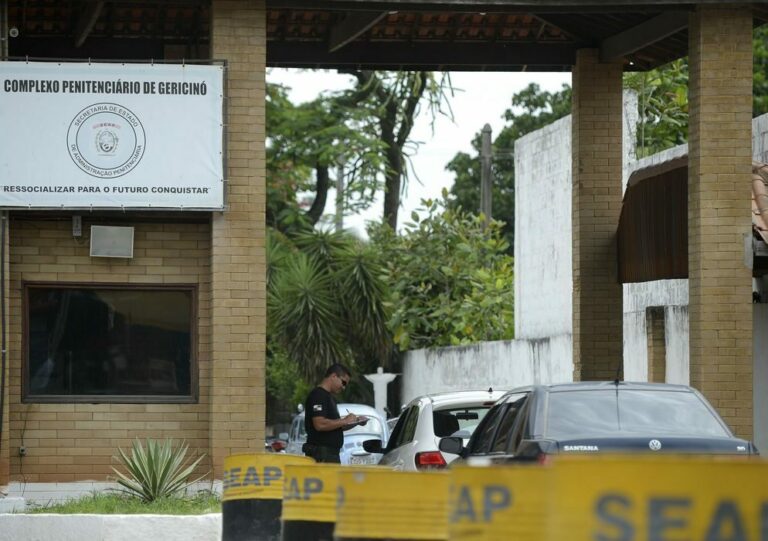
6, 1, 768, 70
0, 1, 763, 486
266, 1, 768, 71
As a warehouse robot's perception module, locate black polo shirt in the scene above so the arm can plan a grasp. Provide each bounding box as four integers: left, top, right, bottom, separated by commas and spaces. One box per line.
305, 386, 343, 450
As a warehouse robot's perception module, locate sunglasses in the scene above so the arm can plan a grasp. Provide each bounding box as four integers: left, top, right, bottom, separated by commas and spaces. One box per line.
338, 374, 349, 387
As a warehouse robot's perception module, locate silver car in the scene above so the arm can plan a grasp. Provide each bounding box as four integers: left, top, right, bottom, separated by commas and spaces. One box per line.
363, 389, 505, 471
285, 403, 390, 465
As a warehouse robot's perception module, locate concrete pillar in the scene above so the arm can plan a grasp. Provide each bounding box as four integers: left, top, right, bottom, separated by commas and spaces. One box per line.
210, 0, 267, 476
646, 307, 666, 383
688, 6, 753, 438
571, 49, 624, 381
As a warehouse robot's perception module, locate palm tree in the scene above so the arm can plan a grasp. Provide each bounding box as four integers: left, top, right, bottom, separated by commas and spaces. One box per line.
267, 228, 394, 382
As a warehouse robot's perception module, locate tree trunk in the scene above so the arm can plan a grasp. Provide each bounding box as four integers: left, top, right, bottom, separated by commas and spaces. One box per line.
345, 70, 430, 230
380, 100, 401, 230
306, 164, 330, 225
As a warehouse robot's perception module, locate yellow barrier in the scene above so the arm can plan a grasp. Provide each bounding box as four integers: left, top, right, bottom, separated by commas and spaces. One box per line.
335, 469, 449, 540
549, 456, 768, 540
221, 453, 315, 541
448, 463, 551, 540
281, 462, 342, 541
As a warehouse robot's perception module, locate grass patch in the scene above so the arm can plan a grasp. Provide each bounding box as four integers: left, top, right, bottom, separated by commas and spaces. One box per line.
26, 491, 221, 515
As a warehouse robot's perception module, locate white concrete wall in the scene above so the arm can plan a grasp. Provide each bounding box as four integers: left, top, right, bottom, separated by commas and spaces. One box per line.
622, 278, 689, 382
623, 278, 689, 312
514, 91, 637, 340
514, 116, 572, 339
0, 514, 221, 541
400, 335, 573, 404
753, 113, 768, 162
622, 311, 648, 382
665, 305, 689, 385
754, 305, 768, 453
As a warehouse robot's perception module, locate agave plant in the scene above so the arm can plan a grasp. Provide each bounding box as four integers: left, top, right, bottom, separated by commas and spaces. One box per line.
111, 438, 208, 502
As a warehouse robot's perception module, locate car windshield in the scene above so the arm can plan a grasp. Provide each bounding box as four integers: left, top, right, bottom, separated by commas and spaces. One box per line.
545, 389, 730, 439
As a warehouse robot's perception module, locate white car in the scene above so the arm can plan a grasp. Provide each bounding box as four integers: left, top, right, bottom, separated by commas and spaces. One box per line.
285, 403, 390, 465
363, 389, 505, 471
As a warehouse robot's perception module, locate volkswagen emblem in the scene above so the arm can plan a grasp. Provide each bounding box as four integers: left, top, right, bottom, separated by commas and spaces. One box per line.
648, 439, 662, 451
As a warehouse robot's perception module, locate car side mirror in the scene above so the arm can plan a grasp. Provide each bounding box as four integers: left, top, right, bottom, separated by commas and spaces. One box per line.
363, 439, 383, 454
439, 436, 465, 456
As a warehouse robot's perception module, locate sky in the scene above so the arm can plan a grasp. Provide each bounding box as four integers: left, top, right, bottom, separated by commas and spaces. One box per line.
267, 69, 571, 236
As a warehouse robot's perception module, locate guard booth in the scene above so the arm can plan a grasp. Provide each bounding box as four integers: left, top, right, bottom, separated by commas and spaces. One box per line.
0, 1, 266, 490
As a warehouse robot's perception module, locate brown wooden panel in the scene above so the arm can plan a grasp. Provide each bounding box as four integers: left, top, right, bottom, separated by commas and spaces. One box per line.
618, 161, 688, 283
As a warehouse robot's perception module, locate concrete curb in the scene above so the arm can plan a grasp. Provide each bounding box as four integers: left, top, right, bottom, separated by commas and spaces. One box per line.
0, 513, 222, 541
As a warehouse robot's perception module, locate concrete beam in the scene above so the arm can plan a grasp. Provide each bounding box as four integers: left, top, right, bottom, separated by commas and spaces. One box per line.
600, 11, 688, 62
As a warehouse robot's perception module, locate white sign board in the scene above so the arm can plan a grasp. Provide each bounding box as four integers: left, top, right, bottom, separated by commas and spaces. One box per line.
0, 61, 224, 209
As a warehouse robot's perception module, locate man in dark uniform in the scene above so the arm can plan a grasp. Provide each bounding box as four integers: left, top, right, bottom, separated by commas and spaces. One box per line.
303, 363, 367, 463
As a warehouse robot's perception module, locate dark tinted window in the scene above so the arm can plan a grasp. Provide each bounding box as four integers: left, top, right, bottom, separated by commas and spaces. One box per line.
467, 404, 505, 454
545, 389, 730, 439
490, 396, 528, 453
26, 286, 194, 401
467, 393, 527, 454
388, 405, 419, 450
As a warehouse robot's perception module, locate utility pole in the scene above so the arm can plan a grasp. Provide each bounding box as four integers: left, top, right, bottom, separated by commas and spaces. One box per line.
480, 123, 493, 228
335, 158, 344, 232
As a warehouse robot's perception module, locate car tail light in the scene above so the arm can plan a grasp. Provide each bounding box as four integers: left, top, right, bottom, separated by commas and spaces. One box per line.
271, 440, 286, 452
415, 451, 447, 470
536, 453, 552, 466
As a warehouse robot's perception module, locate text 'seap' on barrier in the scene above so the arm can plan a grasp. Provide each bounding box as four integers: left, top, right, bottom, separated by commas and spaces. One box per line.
282, 462, 343, 541
221, 453, 314, 541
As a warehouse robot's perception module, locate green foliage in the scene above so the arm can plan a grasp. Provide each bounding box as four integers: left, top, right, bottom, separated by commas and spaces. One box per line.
624, 59, 689, 158
447, 83, 572, 253
267, 70, 452, 232
270, 252, 349, 366
111, 439, 208, 503
339, 70, 454, 228
267, 228, 394, 382
369, 192, 514, 350
755, 25, 768, 117
266, 346, 312, 409
266, 80, 386, 233
26, 491, 221, 515
625, 27, 768, 157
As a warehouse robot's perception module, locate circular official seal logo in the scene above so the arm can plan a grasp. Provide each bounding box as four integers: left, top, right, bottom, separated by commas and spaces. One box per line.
67, 103, 145, 179
648, 439, 662, 451
96, 128, 118, 154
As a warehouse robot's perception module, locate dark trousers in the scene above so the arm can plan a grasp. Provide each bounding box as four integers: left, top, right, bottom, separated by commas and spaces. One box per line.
302, 443, 341, 463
